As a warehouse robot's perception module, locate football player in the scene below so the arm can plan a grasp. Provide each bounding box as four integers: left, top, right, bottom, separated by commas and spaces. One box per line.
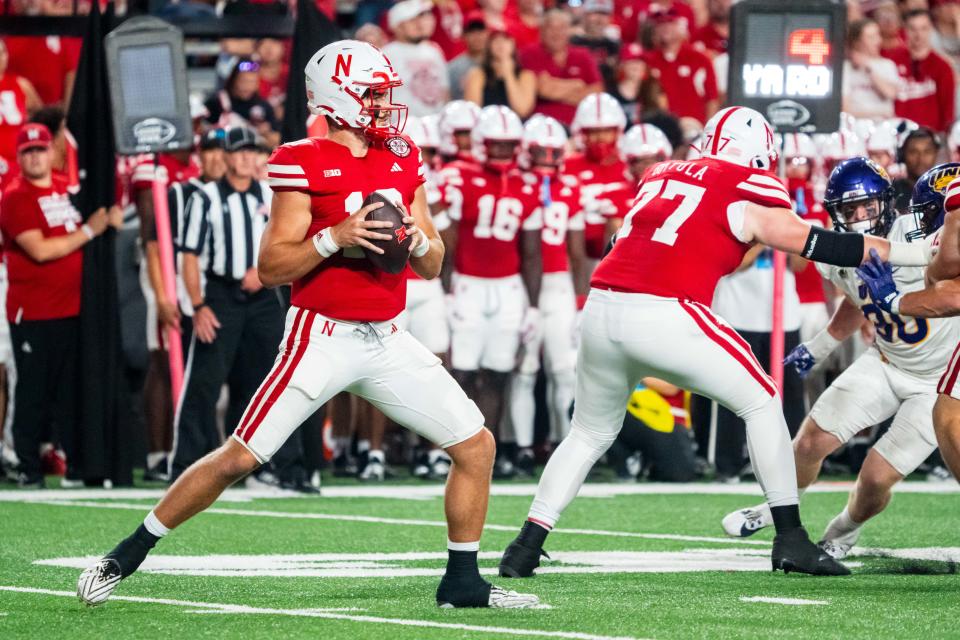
77, 40, 538, 610
859, 167, 960, 484
723, 159, 958, 559
497, 107, 933, 580
564, 93, 631, 261
510, 115, 589, 473
438, 99, 481, 165
441, 105, 542, 479
605, 123, 674, 238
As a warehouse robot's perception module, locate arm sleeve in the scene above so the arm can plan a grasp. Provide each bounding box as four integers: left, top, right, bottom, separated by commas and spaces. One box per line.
179, 191, 209, 255
265, 144, 310, 192
735, 171, 793, 209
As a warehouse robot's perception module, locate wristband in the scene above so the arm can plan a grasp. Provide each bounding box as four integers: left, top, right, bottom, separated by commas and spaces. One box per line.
312, 227, 340, 258
193, 301, 208, 312
81, 224, 95, 240
888, 293, 902, 315
411, 232, 430, 258
887, 240, 933, 267
805, 328, 842, 361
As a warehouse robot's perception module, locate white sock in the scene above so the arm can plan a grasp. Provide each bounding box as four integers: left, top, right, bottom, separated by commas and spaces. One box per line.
357, 439, 371, 454
741, 395, 799, 507
368, 449, 384, 462
822, 507, 861, 541
528, 421, 618, 529
510, 373, 537, 448
447, 539, 480, 552
143, 510, 171, 538
146, 452, 166, 469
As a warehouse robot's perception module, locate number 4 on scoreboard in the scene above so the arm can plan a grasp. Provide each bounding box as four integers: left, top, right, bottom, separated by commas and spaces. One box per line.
788, 28, 830, 65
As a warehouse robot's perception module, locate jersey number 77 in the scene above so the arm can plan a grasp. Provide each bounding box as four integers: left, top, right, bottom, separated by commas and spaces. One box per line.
619, 179, 706, 246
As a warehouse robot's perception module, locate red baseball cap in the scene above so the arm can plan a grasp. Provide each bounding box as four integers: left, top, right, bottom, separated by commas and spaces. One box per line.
620, 42, 645, 62
17, 123, 52, 153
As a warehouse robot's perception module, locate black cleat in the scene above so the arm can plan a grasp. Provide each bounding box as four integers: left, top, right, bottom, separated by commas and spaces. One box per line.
771, 527, 851, 576
436, 576, 539, 608
498, 538, 549, 578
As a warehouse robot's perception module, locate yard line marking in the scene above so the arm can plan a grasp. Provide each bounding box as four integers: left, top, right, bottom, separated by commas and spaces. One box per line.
0, 586, 643, 640
739, 596, 829, 606
31, 500, 771, 547
2, 481, 958, 503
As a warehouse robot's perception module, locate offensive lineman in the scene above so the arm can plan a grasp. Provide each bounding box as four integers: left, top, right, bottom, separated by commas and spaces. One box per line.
722, 159, 956, 558
497, 107, 934, 579
77, 40, 538, 610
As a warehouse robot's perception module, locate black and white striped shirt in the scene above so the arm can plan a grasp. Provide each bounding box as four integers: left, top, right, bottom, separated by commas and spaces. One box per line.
180, 178, 272, 281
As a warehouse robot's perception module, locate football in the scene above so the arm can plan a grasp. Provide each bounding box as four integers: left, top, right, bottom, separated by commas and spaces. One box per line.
362, 190, 412, 274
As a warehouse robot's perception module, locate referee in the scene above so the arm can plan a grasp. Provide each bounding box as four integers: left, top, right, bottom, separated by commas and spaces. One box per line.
170, 126, 285, 481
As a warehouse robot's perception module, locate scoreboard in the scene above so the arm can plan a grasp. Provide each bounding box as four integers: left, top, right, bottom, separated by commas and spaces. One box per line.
728, 0, 846, 133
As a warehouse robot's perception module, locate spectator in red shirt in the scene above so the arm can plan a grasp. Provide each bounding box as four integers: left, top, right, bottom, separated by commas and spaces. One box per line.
692, 0, 731, 56
615, 0, 695, 45
2, 34, 81, 107
255, 39, 289, 122
518, 9, 604, 126
886, 9, 956, 132
643, 8, 719, 126
874, 0, 906, 56
0, 39, 42, 189
505, 0, 543, 50
0, 123, 121, 487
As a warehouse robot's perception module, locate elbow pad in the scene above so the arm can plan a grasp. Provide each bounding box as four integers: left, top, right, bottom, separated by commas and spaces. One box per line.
801, 227, 864, 267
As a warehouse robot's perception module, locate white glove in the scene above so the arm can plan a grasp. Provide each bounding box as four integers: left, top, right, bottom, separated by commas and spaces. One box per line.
521, 307, 543, 346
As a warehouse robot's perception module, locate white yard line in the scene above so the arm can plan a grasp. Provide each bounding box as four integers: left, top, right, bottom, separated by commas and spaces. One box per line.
0, 586, 642, 640
739, 596, 829, 606
29, 500, 771, 547
0, 481, 957, 503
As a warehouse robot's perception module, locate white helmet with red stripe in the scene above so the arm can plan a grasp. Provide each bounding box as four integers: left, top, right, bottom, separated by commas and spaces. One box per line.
571, 92, 627, 134
305, 40, 407, 142
472, 105, 524, 170
700, 106, 778, 170
619, 123, 673, 161
406, 114, 441, 150
817, 130, 866, 161
520, 114, 568, 174
866, 123, 897, 156
438, 100, 482, 157
778, 133, 816, 161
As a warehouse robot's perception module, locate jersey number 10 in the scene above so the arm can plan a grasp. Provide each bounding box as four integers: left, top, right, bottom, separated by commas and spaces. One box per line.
619, 179, 706, 246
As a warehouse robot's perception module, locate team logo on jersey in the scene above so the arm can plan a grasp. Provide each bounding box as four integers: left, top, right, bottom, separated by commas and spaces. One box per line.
930, 165, 960, 193
386, 136, 411, 158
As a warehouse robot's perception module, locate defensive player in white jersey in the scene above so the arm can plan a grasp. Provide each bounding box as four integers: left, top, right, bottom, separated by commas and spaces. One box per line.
77, 40, 538, 610
510, 115, 589, 472
497, 107, 934, 580
723, 159, 957, 558
859, 166, 960, 483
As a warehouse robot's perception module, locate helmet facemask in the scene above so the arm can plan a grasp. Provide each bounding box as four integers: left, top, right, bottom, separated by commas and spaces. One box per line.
528, 145, 564, 176
352, 80, 408, 143
907, 199, 944, 241
827, 196, 892, 237
582, 127, 620, 163
483, 139, 520, 172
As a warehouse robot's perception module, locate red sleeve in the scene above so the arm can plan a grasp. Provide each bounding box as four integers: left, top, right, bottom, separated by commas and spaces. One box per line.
576, 48, 602, 85
945, 177, 960, 212
939, 57, 956, 132
734, 171, 793, 209
265, 143, 310, 192
1, 189, 44, 240
702, 56, 719, 101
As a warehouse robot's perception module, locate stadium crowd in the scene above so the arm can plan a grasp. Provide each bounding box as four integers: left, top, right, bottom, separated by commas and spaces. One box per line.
1, 0, 959, 490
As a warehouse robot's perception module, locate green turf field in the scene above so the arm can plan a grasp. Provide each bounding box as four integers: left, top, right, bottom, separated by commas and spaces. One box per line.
1, 482, 958, 639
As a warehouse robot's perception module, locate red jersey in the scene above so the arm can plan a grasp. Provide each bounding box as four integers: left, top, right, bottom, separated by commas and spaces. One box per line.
266, 136, 425, 322
885, 47, 956, 132
615, 0, 695, 45
787, 178, 829, 305
522, 171, 585, 274
644, 44, 718, 125
564, 154, 631, 259
517, 44, 603, 126
0, 175, 84, 320
592, 158, 792, 306
442, 163, 541, 278
131, 153, 202, 193
3, 36, 82, 105
0, 74, 28, 172
692, 22, 728, 56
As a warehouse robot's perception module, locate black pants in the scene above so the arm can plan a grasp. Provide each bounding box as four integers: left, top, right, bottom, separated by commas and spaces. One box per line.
715, 329, 804, 478
10, 316, 80, 479
170, 278, 285, 481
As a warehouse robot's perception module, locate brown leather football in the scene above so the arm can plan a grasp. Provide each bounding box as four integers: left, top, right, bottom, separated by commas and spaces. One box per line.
362, 190, 412, 274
